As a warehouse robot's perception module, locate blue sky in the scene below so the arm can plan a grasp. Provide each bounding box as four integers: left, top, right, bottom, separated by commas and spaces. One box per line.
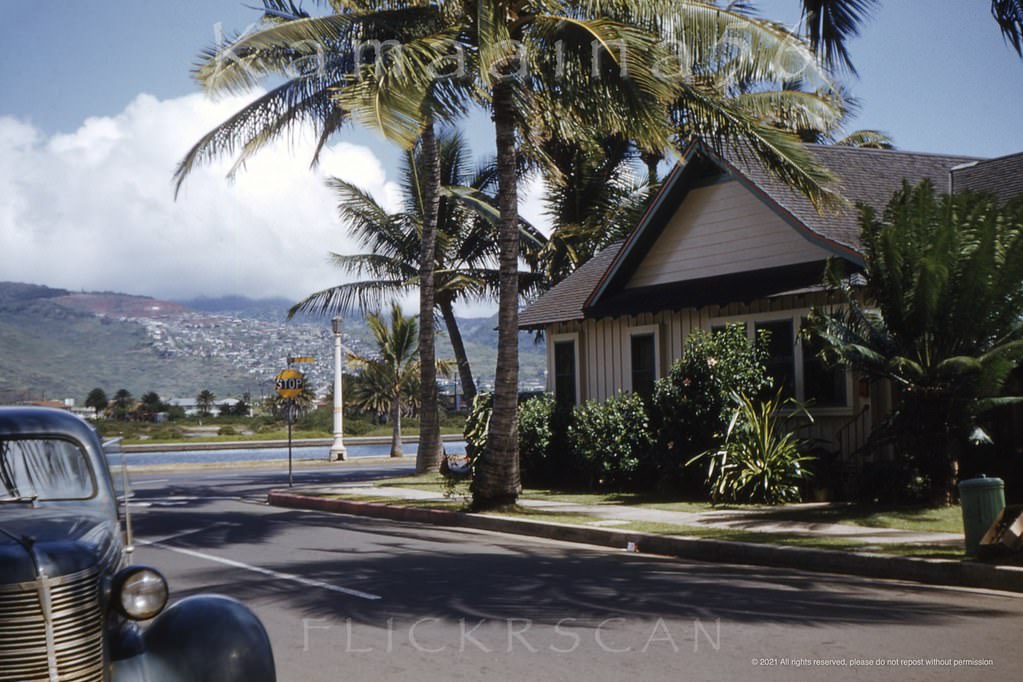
1, 1, 1021, 303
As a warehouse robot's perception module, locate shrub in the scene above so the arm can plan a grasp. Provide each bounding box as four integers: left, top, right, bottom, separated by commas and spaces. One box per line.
517, 394, 553, 485
569, 392, 654, 490
688, 390, 814, 504
217, 426, 238, 437
649, 324, 772, 493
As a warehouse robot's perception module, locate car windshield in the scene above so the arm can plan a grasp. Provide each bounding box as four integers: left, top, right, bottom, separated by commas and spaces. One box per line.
0, 438, 95, 501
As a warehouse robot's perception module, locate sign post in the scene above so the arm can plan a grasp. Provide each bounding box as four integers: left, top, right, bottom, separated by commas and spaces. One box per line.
275, 368, 305, 487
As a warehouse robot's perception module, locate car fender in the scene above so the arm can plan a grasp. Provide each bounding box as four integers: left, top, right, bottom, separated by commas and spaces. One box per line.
113, 595, 276, 682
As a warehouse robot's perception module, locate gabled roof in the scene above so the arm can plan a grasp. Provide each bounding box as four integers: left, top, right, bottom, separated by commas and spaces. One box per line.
519, 139, 985, 329
518, 241, 624, 328
951, 151, 1023, 204
586, 139, 978, 310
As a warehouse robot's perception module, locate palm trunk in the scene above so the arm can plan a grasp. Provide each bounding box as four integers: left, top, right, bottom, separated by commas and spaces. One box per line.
439, 296, 477, 409
390, 396, 403, 458
471, 77, 522, 509
416, 121, 444, 473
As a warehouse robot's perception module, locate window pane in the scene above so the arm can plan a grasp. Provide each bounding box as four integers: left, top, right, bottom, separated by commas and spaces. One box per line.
0, 438, 94, 501
630, 333, 656, 400
802, 322, 848, 406
554, 340, 576, 407
755, 320, 795, 398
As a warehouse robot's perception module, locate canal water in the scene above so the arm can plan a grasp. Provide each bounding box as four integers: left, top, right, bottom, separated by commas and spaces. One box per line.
109, 441, 467, 467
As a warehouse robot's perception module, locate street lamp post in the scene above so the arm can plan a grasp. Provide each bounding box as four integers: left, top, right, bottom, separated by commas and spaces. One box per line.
330, 316, 348, 461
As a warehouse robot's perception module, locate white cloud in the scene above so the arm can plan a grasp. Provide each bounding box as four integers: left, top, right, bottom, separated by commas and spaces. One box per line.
0, 92, 401, 302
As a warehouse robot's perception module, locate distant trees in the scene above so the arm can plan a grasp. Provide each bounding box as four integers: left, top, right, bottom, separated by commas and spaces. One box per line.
195, 390, 216, 418
111, 389, 133, 421
85, 388, 108, 412
135, 391, 165, 421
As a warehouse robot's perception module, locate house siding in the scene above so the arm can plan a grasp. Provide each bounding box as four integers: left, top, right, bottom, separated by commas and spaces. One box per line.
544, 292, 879, 461
625, 180, 831, 289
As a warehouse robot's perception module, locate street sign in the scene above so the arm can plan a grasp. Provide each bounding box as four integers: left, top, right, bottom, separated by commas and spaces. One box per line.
275, 368, 305, 399
288, 356, 316, 365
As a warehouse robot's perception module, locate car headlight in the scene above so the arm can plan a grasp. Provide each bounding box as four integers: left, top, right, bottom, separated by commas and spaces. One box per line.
112, 566, 168, 620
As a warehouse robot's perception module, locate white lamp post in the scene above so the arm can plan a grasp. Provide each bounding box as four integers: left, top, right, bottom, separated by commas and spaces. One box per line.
330, 316, 348, 461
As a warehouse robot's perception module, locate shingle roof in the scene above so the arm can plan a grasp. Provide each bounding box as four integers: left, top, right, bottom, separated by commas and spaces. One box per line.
951, 152, 1023, 204
518, 241, 624, 328
518, 140, 1005, 329
731, 144, 979, 253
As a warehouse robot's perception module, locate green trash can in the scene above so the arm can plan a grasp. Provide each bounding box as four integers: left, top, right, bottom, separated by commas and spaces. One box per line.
959, 476, 1005, 557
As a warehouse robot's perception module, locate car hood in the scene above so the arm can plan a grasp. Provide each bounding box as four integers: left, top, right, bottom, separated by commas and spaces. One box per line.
0, 507, 122, 584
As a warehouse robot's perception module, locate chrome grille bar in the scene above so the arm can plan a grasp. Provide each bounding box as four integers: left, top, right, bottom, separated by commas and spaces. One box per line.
0, 566, 105, 681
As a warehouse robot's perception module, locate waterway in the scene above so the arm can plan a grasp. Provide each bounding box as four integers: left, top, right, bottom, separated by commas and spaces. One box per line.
109, 441, 467, 467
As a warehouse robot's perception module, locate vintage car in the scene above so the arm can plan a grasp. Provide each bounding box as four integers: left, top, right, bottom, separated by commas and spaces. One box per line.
0, 406, 276, 681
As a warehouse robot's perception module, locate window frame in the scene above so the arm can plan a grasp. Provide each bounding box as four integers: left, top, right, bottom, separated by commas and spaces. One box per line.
550, 332, 581, 407
707, 309, 854, 414
624, 324, 661, 397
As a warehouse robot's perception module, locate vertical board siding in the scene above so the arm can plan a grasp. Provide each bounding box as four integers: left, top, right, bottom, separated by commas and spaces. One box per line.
544, 290, 860, 452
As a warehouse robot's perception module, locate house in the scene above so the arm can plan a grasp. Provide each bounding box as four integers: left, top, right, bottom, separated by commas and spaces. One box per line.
519, 139, 1023, 462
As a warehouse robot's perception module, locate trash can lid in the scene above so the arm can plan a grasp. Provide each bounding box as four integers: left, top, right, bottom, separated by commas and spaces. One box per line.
958, 475, 1004, 491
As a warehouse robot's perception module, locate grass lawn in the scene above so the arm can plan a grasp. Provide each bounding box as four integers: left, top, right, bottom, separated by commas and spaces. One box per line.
363, 474, 964, 534
310, 480, 965, 560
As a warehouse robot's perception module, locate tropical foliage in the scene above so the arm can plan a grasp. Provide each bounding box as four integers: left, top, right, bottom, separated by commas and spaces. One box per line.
805, 182, 1023, 504
195, 389, 217, 417
348, 303, 426, 458
649, 324, 773, 492
688, 390, 814, 505
289, 129, 545, 409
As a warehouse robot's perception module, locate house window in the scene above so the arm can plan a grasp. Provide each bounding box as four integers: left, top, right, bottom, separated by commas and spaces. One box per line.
553, 339, 577, 408
630, 333, 657, 400
801, 319, 847, 407
755, 319, 795, 398
709, 311, 852, 410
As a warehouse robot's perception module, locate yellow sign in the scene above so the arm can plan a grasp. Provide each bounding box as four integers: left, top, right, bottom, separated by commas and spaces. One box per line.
288, 356, 316, 364
275, 368, 305, 399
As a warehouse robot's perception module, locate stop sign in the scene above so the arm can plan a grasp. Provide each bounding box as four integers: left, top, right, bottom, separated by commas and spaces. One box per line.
275, 368, 305, 399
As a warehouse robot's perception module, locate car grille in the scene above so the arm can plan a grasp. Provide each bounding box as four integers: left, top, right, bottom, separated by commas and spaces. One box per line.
0, 565, 105, 681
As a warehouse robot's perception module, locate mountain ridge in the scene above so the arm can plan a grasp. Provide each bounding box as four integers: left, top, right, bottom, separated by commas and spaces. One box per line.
0, 282, 545, 404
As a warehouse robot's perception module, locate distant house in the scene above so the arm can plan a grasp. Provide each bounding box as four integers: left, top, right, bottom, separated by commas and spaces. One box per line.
519, 138, 1023, 461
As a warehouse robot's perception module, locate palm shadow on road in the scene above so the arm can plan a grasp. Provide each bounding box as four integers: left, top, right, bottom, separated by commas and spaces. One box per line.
136, 505, 1016, 632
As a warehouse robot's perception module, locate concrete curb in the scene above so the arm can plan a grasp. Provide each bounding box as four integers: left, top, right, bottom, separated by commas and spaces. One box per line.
268, 491, 1023, 595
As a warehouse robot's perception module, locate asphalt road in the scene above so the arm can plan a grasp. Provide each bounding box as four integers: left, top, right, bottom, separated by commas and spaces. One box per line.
125, 463, 1023, 682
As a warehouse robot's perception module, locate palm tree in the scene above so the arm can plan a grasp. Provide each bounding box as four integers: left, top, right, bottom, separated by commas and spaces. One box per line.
111, 389, 133, 421
290, 129, 545, 409
327, 0, 847, 509
806, 182, 1023, 505
196, 389, 216, 418
797, 1, 1023, 72
349, 304, 422, 458
537, 137, 656, 284
178, 0, 845, 508
85, 388, 108, 413
173, 0, 453, 474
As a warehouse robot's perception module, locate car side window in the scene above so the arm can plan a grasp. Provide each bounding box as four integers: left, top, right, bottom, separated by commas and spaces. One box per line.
0, 438, 95, 501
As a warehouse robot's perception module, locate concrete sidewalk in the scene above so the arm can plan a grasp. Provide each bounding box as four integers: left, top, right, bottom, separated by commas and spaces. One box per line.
298, 483, 963, 545
267, 484, 1023, 594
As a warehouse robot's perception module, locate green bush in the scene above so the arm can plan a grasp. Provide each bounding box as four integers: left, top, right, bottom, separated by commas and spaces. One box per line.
648, 324, 772, 493
463, 392, 493, 472
569, 392, 654, 490
517, 394, 553, 485
688, 390, 814, 504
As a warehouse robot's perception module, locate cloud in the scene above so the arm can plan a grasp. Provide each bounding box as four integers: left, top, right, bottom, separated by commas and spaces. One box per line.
0, 92, 402, 302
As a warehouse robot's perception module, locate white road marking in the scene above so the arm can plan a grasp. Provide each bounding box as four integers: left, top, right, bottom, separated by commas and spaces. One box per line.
138, 539, 382, 601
